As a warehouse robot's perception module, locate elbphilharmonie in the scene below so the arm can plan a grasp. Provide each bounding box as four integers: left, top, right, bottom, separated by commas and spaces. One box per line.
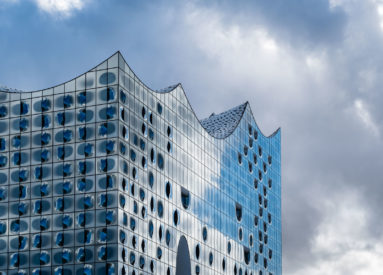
0, 52, 281, 275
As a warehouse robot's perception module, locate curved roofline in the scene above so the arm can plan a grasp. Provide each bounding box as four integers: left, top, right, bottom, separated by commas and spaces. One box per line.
0, 51, 280, 139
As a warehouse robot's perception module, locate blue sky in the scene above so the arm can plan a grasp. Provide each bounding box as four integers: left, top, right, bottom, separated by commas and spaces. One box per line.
2, 1, 383, 274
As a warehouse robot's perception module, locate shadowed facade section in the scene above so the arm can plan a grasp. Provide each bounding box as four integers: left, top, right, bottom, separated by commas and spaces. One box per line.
176, 236, 191, 275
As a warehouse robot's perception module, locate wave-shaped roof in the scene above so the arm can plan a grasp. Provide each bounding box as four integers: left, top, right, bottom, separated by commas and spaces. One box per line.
200, 102, 248, 139
0, 51, 279, 140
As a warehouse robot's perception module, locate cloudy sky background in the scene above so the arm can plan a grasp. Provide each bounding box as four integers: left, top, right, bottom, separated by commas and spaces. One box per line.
1, 0, 383, 274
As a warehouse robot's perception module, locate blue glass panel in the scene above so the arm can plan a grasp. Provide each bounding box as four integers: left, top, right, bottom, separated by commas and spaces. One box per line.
19, 118, 28, 131
77, 92, 87, 105
85, 230, 92, 244
12, 152, 20, 165
106, 140, 115, 154
77, 213, 85, 227
0, 138, 5, 151
63, 95, 73, 108
18, 170, 28, 182
157, 153, 164, 170
76, 248, 85, 262
99, 72, 116, 85
78, 161, 86, 175
62, 163, 72, 177
78, 109, 87, 122
0, 223, 6, 234
40, 183, 49, 196
62, 215, 72, 228
62, 181, 72, 194
12, 135, 21, 148
41, 98, 51, 112
10, 253, 19, 267
34, 200, 42, 214
0, 188, 6, 201
56, 232, 63, 247
20, 102, 29, 115
40, 218, 49, 230
62, 249, 71, 263
84, 196, 93, 209
120, 90, 126, 103
99, 229, 107, 242
18, 203, 27, 216
55, 198, 63, 211
0, 106, 7, 118
78, 127, 88, 140
98, 123, 108, 136
33, 234, 41, 248
106, 106, 116, 119
54, 267, 62, 275
34, 167, 42, 180
63, 129, 73, 143
119, 230, 126, 243
84, 143, 93, 157
0, 155, 7, 167
18, 236, 27, 249
98, 246, 106, 260
39, 251, 50, 265
105, 211, 114, 225
10, 220, 20, 233
19, 185, 27, 198
57, 112, 66, 126
41, 114, 50, 128
41, 132, 51, 146
41, 149, 50, 162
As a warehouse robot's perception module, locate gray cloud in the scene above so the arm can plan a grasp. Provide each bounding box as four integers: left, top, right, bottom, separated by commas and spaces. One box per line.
1, 1, 383, 274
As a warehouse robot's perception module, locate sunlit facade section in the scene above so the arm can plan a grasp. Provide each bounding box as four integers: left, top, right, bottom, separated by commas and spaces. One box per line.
0, 52, 281, 275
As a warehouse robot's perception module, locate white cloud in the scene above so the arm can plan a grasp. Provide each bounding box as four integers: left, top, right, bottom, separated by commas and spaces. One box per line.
294, 191, 383, 275
354, 99, 379, 137
34, 0, 86, 17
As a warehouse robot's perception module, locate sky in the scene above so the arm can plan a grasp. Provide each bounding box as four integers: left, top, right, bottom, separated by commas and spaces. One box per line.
1, 0, 383, 274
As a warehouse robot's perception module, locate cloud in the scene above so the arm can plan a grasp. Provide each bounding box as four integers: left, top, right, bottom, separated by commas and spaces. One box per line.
353, 99, 380, 137
34, 0, 86, 17
1, 1, 383, 275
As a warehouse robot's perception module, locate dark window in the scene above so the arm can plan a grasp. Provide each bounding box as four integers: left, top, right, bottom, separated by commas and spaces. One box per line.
148, 220, 154, 238
157, 201, 164, 218
254, 216, 259, 227
244, 246, 250, 265
195, 244, 200, 259
236, 203, 242, 222
173, 210, 179, 226
181, 187, 190, 209
157, 103, 163, 114
239, 227, 243, 240
158, 153, 164, 170
165, 181, 171, 198
148, 171, 154, 188
157, 247, 162, 259
202, 226, 208, 241
227, 241, 231, 254
254, 179, 258, 189
209, 252, 213, 266
238, 153, 242, 165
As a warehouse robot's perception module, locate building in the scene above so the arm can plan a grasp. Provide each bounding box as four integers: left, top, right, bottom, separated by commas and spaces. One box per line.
0, 52, 281, 275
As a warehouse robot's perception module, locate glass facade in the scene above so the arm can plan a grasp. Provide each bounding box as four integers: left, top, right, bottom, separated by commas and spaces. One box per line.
0, 52, 281, 275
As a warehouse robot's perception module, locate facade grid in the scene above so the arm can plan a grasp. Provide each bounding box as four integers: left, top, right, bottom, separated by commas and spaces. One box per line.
0, 52, 281, 275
